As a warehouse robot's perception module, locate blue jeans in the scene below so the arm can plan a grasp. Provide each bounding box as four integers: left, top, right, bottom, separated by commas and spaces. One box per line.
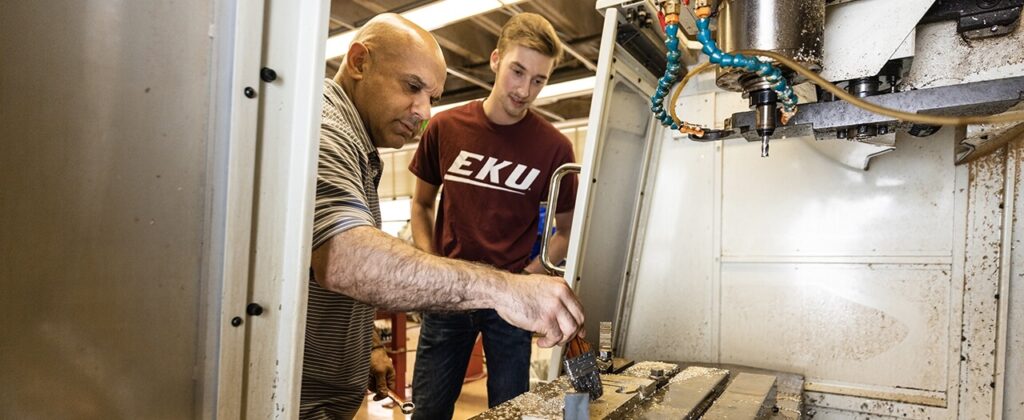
412, 309, 532, 419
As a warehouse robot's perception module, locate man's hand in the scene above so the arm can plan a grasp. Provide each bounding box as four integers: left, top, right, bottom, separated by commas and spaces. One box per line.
495, 274, 585, 348
368, 347, 396, 399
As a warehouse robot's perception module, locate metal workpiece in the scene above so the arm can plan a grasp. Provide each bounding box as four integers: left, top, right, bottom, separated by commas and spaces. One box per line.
598, 322, 615, 372
476, 364, 803, 419
727, 76, 1024, 143
703, 373, 778, 419
620, 361, 681, 381
640, 367, 731, 419
715, 0, 825, 91
473, 375, 655, 419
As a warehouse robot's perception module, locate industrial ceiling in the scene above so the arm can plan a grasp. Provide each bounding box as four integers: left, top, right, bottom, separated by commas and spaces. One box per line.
326, 0, 606, 122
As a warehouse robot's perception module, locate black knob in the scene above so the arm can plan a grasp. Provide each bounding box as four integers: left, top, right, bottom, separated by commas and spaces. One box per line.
231, 316, 243, 327
260, 67, 277, 83
246, 303, 264, 316
244, 87, 256, 98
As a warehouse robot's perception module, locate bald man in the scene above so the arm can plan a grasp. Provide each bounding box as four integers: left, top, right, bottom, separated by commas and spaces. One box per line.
301, 14, 585, 419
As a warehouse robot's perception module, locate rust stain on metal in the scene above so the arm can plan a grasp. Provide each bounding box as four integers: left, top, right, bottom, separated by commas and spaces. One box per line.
960, 147, 1007, 418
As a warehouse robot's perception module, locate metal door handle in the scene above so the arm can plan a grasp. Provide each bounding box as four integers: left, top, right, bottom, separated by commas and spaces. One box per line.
541, 163, 581, 276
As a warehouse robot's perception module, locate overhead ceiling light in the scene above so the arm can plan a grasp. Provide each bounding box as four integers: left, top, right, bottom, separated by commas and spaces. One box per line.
431, 100, 469, 115
325, 0, 524, 60
429, 76, 597, 116
531, 76, 596, 105
405, 0, 520, 31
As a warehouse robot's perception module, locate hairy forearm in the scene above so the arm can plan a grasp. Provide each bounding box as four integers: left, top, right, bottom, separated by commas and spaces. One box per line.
313, 226, 512, 312
409, 202, 436, 254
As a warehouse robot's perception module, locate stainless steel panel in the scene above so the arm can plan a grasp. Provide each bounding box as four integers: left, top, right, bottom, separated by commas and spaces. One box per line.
575, 77, 653, 343
719, 263, 950, 393
622, 138, 717, 363
721, 133, 956, 258
0, 1, 215, 418
621, 128, 966, 416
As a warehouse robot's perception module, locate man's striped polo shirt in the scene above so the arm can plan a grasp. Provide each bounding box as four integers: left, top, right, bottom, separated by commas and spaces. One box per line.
300, 78, 382, 419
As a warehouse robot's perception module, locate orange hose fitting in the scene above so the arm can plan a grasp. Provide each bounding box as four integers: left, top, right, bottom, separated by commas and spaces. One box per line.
694, 0, 712, 18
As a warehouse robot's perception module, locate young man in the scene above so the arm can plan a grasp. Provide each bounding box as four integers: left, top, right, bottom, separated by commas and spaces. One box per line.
408, 13, 579, 419
302, 13, 584, 419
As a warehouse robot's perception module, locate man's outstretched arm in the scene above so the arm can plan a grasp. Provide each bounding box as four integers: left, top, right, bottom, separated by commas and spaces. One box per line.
311, 226, 585, 347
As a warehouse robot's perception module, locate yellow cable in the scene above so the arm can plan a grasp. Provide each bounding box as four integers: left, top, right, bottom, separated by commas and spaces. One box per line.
735, 48, 1024, 126
668, 61, 715, 132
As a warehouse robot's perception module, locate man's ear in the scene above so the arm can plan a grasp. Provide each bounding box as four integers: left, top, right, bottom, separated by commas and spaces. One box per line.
346, 42, 370, 81
489, 49, 500, 73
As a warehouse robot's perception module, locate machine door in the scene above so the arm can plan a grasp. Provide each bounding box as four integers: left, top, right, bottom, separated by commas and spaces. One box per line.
0, 1, 324, 418
0, 1, 220, 418
560, 5, 662, 364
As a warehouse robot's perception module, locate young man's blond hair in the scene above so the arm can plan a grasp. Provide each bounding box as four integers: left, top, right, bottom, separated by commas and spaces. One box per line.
496, 13, 563, 67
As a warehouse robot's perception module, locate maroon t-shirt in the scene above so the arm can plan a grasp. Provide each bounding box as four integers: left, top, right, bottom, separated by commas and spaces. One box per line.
409, 100, 578, 273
